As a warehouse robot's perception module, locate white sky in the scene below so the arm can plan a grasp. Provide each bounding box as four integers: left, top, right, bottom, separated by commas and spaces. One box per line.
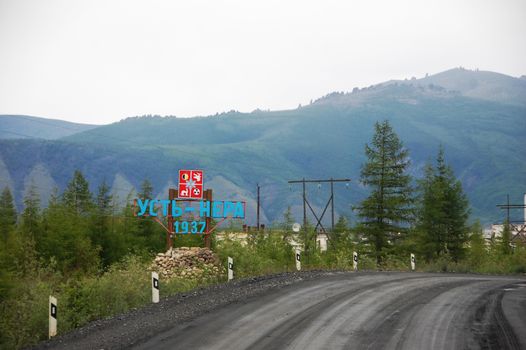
0, 0, 525, 125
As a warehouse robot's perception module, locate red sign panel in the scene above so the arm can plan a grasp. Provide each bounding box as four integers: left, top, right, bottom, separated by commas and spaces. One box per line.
178, 170, 204, 199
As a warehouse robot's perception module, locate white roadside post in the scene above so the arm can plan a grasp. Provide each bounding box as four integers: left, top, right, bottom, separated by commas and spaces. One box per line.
411, 253, 416, 271
152, 272, 159, 303
353, 251, 358, 271
228, 257, 234, 281
49, 295, 57, 338
295, 249, 301, 271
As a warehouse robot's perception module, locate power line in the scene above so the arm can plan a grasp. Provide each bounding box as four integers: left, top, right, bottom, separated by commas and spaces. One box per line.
287, 178, 352, 261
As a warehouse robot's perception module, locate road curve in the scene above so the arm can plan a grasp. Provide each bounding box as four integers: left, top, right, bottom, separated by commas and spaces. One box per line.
133, 273, 525, 350
36, 272, 526, 350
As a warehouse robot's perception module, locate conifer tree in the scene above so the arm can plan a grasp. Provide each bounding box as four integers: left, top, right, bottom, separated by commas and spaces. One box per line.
93, 181, 112, 232
0, 187, 18, 302
0, 187, 17, 241
132, 179, 164, 252
416, 147, 470, 261
137, 179, 154, 239
91, 180, 122, 266
63, 170, 93, 215
20, 184, 40, 239
281, 206, 295, 241
356, 120, 413, 265
467, 220, 487, 268
331, 215, 352, 251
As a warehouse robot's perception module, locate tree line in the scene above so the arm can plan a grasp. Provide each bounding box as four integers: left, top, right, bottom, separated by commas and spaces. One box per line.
0, 173, 172, 297
283, 120, 520, 271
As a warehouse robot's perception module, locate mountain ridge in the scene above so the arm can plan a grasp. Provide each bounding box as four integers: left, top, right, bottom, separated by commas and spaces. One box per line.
0, 115, 98, 140
0, 68, 524, 226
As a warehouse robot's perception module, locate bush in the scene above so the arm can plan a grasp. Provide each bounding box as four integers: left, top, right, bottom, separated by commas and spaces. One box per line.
0, 266, 59, 349
215, 232, 295, 277
58, 255, 150, 330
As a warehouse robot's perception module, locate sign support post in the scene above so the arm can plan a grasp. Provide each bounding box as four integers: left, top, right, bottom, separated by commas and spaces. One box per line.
152, 272, 159, 303
49, 296, 57, 338
295, 249, 301, 271
228, 257, 234, 281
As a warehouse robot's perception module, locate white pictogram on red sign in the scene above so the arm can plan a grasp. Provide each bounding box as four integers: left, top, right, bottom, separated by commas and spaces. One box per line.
178, 170, 204, 199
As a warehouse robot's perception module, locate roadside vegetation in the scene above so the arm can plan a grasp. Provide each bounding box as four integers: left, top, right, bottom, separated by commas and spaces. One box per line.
0, 120, 524, 349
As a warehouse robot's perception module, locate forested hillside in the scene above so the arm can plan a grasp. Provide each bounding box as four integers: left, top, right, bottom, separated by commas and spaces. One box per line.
0, 68, 525, 225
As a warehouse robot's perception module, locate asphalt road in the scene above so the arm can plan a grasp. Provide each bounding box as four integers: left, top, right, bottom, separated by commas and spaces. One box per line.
36, 272, 526, 350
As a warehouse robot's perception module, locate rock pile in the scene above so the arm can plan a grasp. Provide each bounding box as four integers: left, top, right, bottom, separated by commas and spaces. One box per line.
151, 247, 222, 280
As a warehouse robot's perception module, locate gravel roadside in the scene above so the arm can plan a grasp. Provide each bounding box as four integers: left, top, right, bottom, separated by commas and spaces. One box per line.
29, 271, 526, 350
30, 270, 344, 350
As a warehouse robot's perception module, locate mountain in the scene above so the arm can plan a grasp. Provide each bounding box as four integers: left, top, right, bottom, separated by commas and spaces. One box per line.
378, 67, 526, 107
0, 68, 525, 226
0, 115, 97, 140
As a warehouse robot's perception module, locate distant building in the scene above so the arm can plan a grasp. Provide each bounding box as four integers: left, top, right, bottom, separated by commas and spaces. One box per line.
316, 231, 328, 252
489, 223, 526, 244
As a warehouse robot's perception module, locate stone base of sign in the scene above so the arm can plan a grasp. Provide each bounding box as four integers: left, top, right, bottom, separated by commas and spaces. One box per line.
151, 247, 222, 280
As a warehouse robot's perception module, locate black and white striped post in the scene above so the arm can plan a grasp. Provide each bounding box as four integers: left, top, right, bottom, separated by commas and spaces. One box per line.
295, 249, 301, 271
353, 251, 358, 271
227, 257, 234, 281
49, 296, 57, 338
411, 253, 416, 271
152, 272, 159, 303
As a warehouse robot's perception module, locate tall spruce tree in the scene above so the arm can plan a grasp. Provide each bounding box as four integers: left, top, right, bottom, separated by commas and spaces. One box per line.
93, 181, 112, 233
357, 120, 413, 265
281, 206, 295, 242
63, 170, 93, 215
137, 179, 154, 237
468, 220, 487, 268
0, 187, 17, 302
20, 184, 40, 239
416, 147, 470, 261
0, 187, 17, 241
332, 215, 351, 250
91, 180, 121, 266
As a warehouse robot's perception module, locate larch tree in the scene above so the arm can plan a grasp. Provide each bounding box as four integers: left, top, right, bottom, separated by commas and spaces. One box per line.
20, 184, 40, 239
63, 170, 93, 215
416, 147, 470, 261
356, 120, 413, 265
0, 187, 17, 241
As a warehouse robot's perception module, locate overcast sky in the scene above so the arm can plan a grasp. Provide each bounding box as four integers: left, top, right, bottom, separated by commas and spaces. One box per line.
0, 0, 525, 124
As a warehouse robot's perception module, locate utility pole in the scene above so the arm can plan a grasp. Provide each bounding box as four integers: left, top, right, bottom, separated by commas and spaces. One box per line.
204, 189, 213, 249
289, 178, 351, 231
496, 194, 526, 244
507, 194, 510, 224
302, 178, 307, 245
288, 178, 351, 259
496, 194, 526, 224
257, 183, 260, 230
167, 188, 177, 250
330, 178, 335, 231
